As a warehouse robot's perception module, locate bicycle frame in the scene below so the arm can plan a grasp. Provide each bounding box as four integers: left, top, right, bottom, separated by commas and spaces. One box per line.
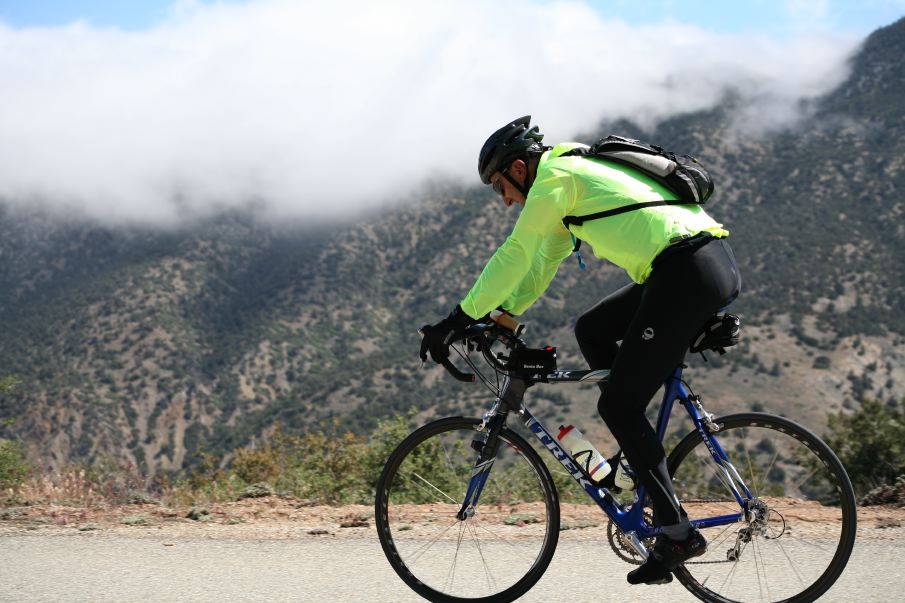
459, 364, 753, 554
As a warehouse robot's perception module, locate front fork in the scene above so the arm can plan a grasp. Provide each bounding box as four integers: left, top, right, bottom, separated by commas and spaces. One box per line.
457, 377, 529, 520
456, 409, 508, 520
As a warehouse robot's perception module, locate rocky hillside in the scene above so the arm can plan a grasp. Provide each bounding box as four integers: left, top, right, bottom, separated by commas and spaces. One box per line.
1, 18, 904, 473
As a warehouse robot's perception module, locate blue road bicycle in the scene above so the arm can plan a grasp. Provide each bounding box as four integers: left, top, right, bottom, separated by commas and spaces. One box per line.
375, 314, 856, 602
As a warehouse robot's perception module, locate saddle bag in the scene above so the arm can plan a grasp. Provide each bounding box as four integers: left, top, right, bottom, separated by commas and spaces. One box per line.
690, 313, 740, 355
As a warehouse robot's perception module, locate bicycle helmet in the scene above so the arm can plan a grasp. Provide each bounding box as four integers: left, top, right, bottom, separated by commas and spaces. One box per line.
478, 116, 545, 185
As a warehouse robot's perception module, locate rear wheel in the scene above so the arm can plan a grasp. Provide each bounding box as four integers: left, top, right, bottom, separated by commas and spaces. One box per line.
668, 413, 857, 603
375, 417, 560, 602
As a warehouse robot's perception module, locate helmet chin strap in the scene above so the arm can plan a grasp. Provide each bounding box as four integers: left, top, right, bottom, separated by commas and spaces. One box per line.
502, 158, 536, 198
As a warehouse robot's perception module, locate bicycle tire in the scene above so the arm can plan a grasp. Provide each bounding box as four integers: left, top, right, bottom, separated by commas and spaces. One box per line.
667, 412, 857, 603
375, 416, 560, 603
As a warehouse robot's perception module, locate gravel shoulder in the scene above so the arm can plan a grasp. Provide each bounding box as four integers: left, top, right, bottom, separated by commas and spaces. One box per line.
2, 498, 905, 602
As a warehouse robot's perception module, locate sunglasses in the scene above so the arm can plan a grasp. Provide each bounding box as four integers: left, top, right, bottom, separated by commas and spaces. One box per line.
491, 169, 509, 196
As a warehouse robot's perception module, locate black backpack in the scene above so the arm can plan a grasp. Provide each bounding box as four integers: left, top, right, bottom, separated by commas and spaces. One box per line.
559, 135, 714, 238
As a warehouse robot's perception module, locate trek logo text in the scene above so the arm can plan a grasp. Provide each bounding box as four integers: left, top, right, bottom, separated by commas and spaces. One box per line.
526, 417, 594, 491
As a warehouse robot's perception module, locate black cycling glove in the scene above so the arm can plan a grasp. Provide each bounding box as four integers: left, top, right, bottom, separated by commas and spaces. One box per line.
419, 305, 479, 364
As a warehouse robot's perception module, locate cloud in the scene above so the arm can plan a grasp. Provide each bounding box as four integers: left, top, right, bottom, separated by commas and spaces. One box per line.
0, 0, 862, 225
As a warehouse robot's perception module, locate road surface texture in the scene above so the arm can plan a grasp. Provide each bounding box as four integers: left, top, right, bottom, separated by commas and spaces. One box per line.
1, 527, 903, 602
2, 500, 903, 602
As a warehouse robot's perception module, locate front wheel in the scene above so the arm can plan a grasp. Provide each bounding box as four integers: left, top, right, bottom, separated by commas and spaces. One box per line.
375, 417, 560, 602
668, 412, 857, 603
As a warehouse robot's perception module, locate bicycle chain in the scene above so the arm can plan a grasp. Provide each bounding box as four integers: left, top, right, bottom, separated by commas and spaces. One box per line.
607, 498, 760, 566
685, 497, 742, 565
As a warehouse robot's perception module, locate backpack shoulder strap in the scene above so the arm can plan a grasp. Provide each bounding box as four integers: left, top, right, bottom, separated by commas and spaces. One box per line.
562, 200, 689, 229
562, 199, 692, 255
555, 135, 712, 264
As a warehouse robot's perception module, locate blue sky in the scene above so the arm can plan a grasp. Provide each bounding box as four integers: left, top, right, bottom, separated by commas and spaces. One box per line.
0, 0, 902, 34
588, 0, 905, 35
0, 0, 176, 29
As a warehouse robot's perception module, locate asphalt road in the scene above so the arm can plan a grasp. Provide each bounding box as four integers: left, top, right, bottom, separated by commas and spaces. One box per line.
1, 532, 902, 602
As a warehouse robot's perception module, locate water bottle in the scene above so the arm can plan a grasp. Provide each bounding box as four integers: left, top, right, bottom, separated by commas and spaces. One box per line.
557, 425, 611, 483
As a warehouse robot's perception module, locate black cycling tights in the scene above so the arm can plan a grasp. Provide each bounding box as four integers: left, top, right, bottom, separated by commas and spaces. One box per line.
575, 238, 741, 527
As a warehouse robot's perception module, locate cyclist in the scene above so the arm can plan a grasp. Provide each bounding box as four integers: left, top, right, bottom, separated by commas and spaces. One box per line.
419, 115, 741, 585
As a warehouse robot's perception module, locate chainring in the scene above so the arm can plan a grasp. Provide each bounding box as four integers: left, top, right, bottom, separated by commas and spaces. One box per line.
606, 510, 655, 565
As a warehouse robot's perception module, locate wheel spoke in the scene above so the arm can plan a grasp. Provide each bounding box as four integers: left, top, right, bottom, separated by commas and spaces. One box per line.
411, 471, 460, 505
444, 521, 467, 592
790, 465, 819, 494
759, 449, 782, 494
709, 460, 740, 500
743, 441, 761, 498
440, 435, 469, 486
405, 517, 460, 567
704, 524, 739, 554
669, 414, 855, 603
684, 447, 735, 500
377, 419, 557, 601
792, 536, 836, 555
475, 522, 538, 564
772, 535, 808, 587
719, 556, 741, 594
467, 520, 497, 593
752, 534, 769, 603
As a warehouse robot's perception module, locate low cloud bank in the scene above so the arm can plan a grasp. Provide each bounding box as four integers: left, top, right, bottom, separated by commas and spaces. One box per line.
0, 0, 861, 225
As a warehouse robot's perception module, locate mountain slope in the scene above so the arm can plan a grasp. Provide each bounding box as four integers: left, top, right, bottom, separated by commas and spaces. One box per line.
2, 18, 904, 472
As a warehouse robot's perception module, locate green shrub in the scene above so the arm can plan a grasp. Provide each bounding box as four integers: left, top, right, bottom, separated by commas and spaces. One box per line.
166, 452, 243, 506
822, 398, 905, 495
77, 456, 150, 504
0, 439, 30, 491
213, 413, 414, 505
282, 427, 370, 504
232, 445, 282, 484
0, 375, 21, 394
359, 412, 414, 487
812, 356, 831, 369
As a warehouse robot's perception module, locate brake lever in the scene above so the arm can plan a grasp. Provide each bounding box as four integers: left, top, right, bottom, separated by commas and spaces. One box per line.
417, 327, 428, 369
440, 356, 476, 383
417, 327, 476, 382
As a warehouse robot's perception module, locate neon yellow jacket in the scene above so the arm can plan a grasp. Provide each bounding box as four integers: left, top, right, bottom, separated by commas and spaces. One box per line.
460, 143, 729, 319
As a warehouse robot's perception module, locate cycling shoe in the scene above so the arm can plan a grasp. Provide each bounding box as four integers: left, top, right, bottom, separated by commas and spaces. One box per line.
627, 528, 706, 585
